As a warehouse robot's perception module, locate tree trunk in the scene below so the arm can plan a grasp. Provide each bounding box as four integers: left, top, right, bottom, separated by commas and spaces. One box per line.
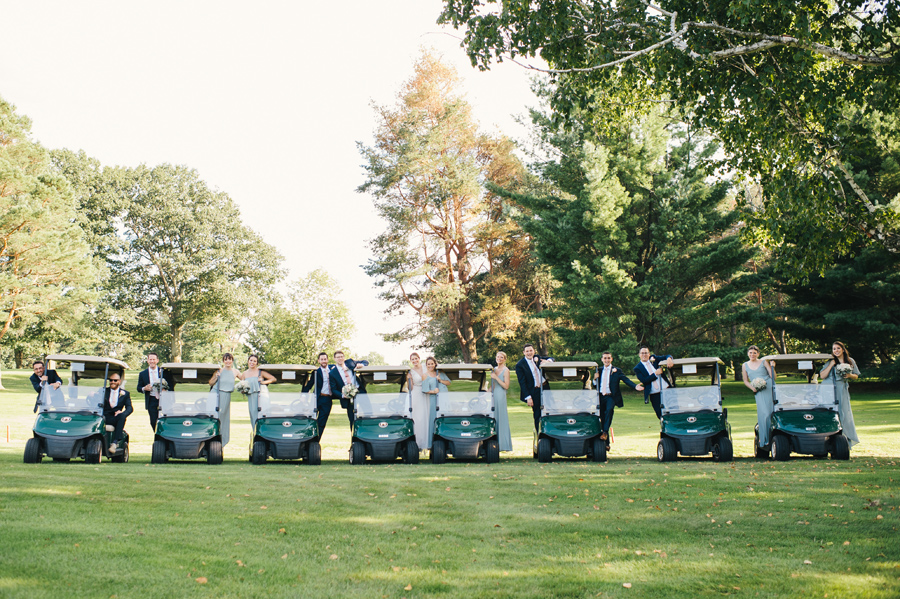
171, 324, 184, 363
14, 348, 24, 369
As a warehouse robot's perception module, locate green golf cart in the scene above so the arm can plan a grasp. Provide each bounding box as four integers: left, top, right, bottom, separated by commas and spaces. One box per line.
349, 365, 418, 465
759, 353, 849, 461
533, 361, 606, 463
430, 364, 499, 464
24, 355, 130, 464
249, 364, 321, 465
656, 357, 732, 462
151, 363, 226, 465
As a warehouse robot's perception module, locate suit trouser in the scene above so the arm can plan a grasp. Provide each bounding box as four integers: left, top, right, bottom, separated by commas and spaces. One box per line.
106, 411, 127, 443
600, 395, 616, 435
648, 392, 662, 419
530, 401, 541, 430
339, 398, 355, 428
146, 399, 159, 431
316, 398, 332, 435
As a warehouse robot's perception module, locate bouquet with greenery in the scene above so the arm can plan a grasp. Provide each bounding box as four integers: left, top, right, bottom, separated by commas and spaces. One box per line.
835, 364, 853, 379
750, 378, 767, 392
234, 379, 251, 395
151, 379, 169, 395
342, 383, 359, 400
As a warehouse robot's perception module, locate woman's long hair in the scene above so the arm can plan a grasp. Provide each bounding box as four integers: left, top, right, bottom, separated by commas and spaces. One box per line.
831, 341, 851, 364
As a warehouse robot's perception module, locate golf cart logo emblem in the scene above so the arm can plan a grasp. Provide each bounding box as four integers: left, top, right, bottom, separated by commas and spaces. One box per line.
461, 420, 470, 427
282, 421, 292, 427
687, 416, 697, 423
566, 418, 576, 425
183, 420, 193, 426
60, 416, 72, 423
378, 421, 388, 428
804, 414, 814, 421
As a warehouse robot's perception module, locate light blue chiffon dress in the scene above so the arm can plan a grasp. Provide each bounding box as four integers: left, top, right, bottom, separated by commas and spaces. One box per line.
744, 361, 774, 447
215, 368, 235, 446
821, 359, 860, 447
421, 374, 449, 449
245, 376, 261, 429
491, 367, 513, 452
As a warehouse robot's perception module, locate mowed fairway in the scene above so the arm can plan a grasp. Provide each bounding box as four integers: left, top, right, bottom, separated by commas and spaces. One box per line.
1, 370, 898, 598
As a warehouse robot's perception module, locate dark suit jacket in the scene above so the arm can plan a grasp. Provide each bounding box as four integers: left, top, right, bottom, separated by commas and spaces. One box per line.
329, 362, 369, 408
515, 356, 551, 404
302, 366, 334, 402
30, 370, 63, 396
633, 355, 674, 402
136, 367, 176, 410
595, 365, 639, 408
103, 388, 134, 420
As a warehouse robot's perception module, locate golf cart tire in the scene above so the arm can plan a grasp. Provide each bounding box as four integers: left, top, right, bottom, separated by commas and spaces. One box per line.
111, 444, 129, 463
24, 438, 42, 464
404, 439, 420, 464
151, 439, 168, 464
770, 434, 791, 461
537, 437, 553, 463
85, 438, 103, 464
657, 438, 677, 462
307, 441, 322, 465
431, 438, 447, 464
251, 440, 267, 465
349, 441, 366, 465
713, 437, 733, 462
592, 437, 607, 463
207, 439, 224, 465
485, 438, 500, 464
831, 434, 850, 461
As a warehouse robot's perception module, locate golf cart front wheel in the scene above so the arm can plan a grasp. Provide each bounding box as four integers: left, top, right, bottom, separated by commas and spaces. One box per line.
111, 443, 129, 463
306, 441, 322, 465
24, 438, 42, 464
207, 440, 223, 465
537, 437, 553, 463
485, 438, 500, 464
431, 438, 447, 464
85, 438, 103, 464
251, 440, 267, 465
770, 434, 790, 461
712, 437, 733, 462
151, 439, 168, 464
592, 437, 607, 463
831, 434, 850, 461
349, 441, 366, 465
404, 440, 420, 464
657, 438, 677, 462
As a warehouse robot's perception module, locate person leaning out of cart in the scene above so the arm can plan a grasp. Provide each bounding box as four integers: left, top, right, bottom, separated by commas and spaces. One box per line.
208, 353, 239, 446
741, 345, 774, 448
103, 372, 133, 454
594, 352, 643, 447
819, 341, 861, 447
633, 345, 675, 419
30, 360, 63, 411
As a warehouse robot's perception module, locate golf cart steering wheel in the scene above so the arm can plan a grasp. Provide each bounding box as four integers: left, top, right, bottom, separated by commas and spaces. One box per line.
387, 397, 406, 413
573, 395, 593, 411
290, 399, 307, 411
468, 396, 489, 412
194, 398, 209, 411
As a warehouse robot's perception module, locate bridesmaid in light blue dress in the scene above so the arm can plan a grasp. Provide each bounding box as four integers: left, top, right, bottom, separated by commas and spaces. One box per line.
819, 341, 861, 447
209, 353, 238, 446
241, 355, 276, 429
490, 351, 513, 452
742, 345, 774, 448
421, 357, 450, 450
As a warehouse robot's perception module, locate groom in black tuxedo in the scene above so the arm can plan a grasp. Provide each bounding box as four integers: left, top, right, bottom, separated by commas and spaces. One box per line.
328, 351, 369, 429
633, 345, 674, 419
515, 343, 551, 430
136, 352, 175, 431
302, 352, 335, 435
594, 351, 643, 444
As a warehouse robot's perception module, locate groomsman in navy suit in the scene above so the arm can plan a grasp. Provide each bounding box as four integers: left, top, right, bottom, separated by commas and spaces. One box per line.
328, 351, 368, 428
303, 352, 334, 435
103, 373, 133, 454
136, 352, 175, 431
594, 351, 643, 445
633, 345, 674, 419
515, 343, 551, 430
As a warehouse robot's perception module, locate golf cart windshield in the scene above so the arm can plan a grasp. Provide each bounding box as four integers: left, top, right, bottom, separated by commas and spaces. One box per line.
436, 391, 493, 417
541, 389, 598, 415
159, 390, 218, 418
259, 390, 317, 418
354, 392, 409, 418
39, 384, 104, 415
775, 383, 836, 410
661, 386, 721, 414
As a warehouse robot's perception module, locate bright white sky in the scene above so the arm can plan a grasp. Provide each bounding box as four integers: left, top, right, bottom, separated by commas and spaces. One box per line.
0, 0, 538, 362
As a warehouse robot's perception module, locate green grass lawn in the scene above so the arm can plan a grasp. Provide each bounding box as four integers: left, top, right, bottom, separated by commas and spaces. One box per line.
0, 369, 897, 598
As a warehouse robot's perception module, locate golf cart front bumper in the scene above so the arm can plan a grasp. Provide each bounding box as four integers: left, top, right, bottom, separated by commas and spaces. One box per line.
539, 414, 601, 457
256, 417, 318, 458
156, 416, 219, 459
33, 412, 104, 459
661, 412, 729, 455
434, 416, 496, 459
354, 417, 415, 461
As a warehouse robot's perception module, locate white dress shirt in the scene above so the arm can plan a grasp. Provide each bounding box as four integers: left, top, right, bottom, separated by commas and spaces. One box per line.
320, 366, 332, 396
642, 360, 668, 394
600, 365, 612, 395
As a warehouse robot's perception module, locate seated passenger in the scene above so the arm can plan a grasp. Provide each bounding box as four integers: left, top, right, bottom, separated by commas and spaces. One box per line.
104, 374, 133, 453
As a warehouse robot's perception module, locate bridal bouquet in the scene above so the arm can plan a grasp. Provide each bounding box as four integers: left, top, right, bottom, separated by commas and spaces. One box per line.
342, 383, 359, 400
750, 378, 767, 392
835, 363, 853, 379
234, 379, 251, 395
151, 379, 169, 394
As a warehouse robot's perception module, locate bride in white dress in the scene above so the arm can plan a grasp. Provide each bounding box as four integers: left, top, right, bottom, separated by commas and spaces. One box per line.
408, 352, 428, 450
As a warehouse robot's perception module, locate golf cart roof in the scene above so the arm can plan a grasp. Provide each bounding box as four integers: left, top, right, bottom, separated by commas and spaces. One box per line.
436, 363, 492, 390
540, 361, 598, 385
761, 354, 832, 374
356, 365, 409, 388
161, 363, 221, 383
669, 357, 724, 377
46, 354, 129, 379
260, 364, 316, 384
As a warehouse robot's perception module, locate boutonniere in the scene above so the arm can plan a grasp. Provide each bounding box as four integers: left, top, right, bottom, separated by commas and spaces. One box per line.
612, 368, 618, 373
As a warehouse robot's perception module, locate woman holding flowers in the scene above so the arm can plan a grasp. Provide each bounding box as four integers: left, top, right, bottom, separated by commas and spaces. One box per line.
490, 351, 513, 452
420, 357, 451, 451
819, 341, 860, 447
209, 353, 239, 446
742, 345, 774, 449
241, 355, 276, 429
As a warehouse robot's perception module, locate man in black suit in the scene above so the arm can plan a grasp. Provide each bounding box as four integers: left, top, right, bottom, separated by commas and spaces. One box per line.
136, 352, 175, 431
328, 351, 368, 428
30, 360, 63, 411
302, 352, 334, 435
103, 373, 133, 453
515, 343, 551, 430
594, 351, 643, 445
633, 345, 674, 419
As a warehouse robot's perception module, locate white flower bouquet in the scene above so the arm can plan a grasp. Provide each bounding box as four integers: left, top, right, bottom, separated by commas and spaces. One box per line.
835, 363, 853, 379
151, 379, 169, 394
750, 378, 767, 392
342, 383, 359, 400
234, 379, 252, 395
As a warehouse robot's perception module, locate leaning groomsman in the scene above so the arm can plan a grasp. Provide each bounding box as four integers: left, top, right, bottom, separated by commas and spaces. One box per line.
302, 352, 334, 435
515, 343, 551, 430
594, 351, 643, 446
136, 352, 175, 431
328, 351, 368, 429
633, 345, 674, 419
